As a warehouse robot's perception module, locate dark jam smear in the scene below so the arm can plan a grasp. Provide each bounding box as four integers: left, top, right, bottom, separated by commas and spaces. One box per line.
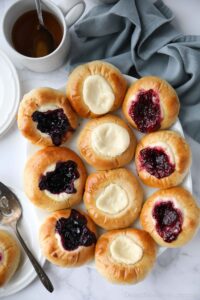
32, 108, 73, 146
0, 253, 2, 262
129, 89, 162, 133
152, 201, 183, 243
39, 161, 80, 194
55, 209, 97, 251
139, 147, 175, 179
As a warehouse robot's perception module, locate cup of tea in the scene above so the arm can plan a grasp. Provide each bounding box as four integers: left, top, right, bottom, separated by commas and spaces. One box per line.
2, 0, 85, 72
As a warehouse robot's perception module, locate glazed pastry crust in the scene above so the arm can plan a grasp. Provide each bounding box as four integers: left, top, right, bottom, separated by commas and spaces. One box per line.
78, 114, 136, 170
95, 228, 157, 284
39, 209, 97, 267
84, 168, 143, 229
140, 187, 200, 248
0, 230, 20, 287
135, 130, 191, 188
18, 87, 78, 146
122, 76, 180, 131
24, 147, 87, 211
66, 61, 127, 118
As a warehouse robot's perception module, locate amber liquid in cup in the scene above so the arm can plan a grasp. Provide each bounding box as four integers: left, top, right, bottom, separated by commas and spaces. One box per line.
12, 10, 63, 58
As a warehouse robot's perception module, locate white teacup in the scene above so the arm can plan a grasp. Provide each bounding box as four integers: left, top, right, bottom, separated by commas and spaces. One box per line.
2, 0, 85, 72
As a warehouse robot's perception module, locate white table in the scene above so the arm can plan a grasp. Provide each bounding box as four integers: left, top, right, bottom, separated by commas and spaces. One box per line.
1, 1, 200, 299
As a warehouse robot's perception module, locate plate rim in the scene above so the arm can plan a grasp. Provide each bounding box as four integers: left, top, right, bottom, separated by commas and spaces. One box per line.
0, 49, 20, 138
0, 187, 45, 298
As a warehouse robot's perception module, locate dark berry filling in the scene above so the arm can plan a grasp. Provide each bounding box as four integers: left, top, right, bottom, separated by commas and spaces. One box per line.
32, 108, 73, 146
55, 209, 97, 251
0, 253, 2, 262
139, 147, 175, 179
152, 201, 183, 243
128, 89, 162, 133
39, 160, 80, 194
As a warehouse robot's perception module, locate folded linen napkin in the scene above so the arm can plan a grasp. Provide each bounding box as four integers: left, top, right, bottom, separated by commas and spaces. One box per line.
68, 0, 200, 143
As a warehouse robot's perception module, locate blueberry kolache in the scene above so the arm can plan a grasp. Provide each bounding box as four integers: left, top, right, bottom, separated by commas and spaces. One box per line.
24, 147, 87, 211
18, 87, 78, 146
140, 187, 200, 247
135, 130, 191, 188
39, 209, 97, 267
122, 76, 180, 133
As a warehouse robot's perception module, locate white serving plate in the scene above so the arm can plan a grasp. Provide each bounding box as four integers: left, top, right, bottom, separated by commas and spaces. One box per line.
26, 74, 192, 264
0, 188, 45, 298
0, 49, 20, 137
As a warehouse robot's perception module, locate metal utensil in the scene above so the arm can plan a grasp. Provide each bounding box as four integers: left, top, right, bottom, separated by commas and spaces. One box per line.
34, 0, 55, 57
0, 182, 54, 293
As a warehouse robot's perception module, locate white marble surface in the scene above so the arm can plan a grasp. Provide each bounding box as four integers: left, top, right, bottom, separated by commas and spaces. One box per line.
0, 0, 200, 299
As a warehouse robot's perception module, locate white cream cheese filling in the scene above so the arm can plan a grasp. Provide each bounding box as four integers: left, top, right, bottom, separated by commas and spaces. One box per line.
55, 233, 65, 250
110, 235, 143, 264
38, 104, 59, 112
96, 184, 129, 215
42, 164, 78, 202
91, 123, 130, 157
83, 75, 115, 114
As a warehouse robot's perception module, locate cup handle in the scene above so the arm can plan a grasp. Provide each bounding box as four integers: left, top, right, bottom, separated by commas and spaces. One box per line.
56, 0, 86, 28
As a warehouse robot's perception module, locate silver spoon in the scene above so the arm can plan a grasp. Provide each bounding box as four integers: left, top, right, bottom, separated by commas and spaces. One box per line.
34, 0, 55, 57
0, 182, 54, 293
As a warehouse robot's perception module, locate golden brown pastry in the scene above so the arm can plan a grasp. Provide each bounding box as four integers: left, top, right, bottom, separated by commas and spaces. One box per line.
18, 87, 78, 147
84, 168, 143, 229
122, 76, 180, 133
66, 60, 127, 118
0, 230, 20, 286
95, 228, 157, 284
24, 147, 87, 211
39, 209, 97, 267
78, 114, 136, 170
140, 187, 200, 247
135, 130, 191, 188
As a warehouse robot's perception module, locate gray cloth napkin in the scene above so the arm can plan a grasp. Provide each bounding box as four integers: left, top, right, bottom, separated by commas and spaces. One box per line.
68, 0, 200, 143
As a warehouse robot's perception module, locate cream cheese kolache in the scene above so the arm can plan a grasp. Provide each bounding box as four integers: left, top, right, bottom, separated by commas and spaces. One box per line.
17, 87, 78, 147
95, 228, 157, 284
84, 168, 143, 230
77, 114, 136, 170
66, 60, 127, 118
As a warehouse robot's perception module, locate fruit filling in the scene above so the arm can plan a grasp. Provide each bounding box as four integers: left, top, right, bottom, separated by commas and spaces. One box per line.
128, 89, 162, 132
152, 201, 183, 242
55, 209, 97, 251
39, 161, 79, 194
0, 252, 2, 262
32, 108, 73, 146
139, 147, 175, 179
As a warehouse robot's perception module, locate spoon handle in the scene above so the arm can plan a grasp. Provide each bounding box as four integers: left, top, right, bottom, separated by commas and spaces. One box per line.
14, 224, 54, 293
35, 0, 45, 26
